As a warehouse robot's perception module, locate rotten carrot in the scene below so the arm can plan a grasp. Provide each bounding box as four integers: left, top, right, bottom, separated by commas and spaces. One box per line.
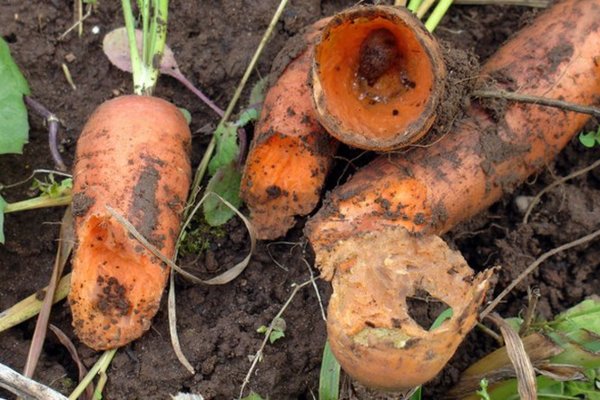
69, 95, 191, 350
311, 5, 446, 151
240, 18, 338, 240
306, 0, 600, 390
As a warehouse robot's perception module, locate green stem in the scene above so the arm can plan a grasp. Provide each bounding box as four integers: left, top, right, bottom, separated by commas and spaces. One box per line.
188, 0, 290, 204
4, 195, 72, 213
141, 0, 149, 65
146, 0, 169, 95
121, 0, 168, 95
407, 0, 424, 12
122, 0, 143, 95
68, 349, 117, 400
425, 0, 453, 32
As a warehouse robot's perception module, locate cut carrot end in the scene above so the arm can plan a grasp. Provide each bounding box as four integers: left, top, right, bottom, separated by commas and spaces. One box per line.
312, 6, 446, 151
70, 214, 168, 350
240, 20, 338, 240
241, 133, 332, 240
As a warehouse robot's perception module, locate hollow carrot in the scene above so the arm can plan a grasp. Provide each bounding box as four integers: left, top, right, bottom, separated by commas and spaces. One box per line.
69, 95, 191, 350
312, 6, 446, 150
240, 18, 339, 240
306, 0, 600, 390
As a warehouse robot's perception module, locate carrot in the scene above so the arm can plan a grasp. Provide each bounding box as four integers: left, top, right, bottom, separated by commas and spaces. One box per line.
240, 18, 339, 240
306, 0, 600, 390
69, 95, 191, 350
312, 6, 446, 150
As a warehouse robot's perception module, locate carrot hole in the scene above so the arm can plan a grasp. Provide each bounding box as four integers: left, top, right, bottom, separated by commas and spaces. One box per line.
406, 288, 451, 331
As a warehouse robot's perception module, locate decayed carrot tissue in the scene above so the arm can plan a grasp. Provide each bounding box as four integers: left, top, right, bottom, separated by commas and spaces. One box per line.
317, 225, 492, 390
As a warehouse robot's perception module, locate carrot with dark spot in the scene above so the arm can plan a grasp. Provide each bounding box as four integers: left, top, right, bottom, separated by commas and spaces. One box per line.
240, 18, 338, 240
70, 96, 191, 350
306, 0, 600, 390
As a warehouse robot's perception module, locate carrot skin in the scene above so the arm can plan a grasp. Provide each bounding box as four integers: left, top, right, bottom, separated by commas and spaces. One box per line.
308, 0, 600, 246
306, 0, 600, 390
70, 95, 191, 350
240, 19, 338, 240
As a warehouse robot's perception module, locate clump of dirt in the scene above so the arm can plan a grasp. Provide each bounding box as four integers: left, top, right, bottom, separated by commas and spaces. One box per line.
1, 2, 599, 400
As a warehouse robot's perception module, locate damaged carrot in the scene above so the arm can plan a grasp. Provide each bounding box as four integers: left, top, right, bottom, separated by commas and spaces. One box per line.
70, 96, 191, 350
312, 6, 446, 150
240, 18, 338, 240
306, 0, 600, 390
69, 0, 192, 350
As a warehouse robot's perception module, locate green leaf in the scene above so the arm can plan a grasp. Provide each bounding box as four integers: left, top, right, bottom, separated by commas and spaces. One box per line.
579, 131, 598, 148
208, 122, 238, 175
256, 325, 268, 334
241, 393, 266, 400
236, 108, 258, 128
0, 195, 6, 244
269, 330, 285, 344
477, 378, 492, 400
430, 308, 453, 330
249, 76, 268, 107
203, 163, 242, 226
0, 37, 31, 154
178, 107, 192, 125
319, 341, 341, 400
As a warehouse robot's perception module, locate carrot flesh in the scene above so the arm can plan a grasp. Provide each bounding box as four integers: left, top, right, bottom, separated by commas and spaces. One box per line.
70, 95, 191, 350
240, 19, 338, 240
306, 0, 600, 390
312, 6, 446, 150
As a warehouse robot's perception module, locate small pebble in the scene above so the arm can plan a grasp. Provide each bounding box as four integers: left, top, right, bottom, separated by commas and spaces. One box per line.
91, 25, 100, 34
514, 195, 534, 214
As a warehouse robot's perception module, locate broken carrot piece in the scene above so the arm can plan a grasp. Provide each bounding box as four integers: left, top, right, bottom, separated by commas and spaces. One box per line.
240, 19, 338, 240
306, 0, 600, 390
312, 6, 446, 150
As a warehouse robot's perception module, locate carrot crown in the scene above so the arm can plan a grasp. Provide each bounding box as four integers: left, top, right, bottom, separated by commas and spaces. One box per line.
122, 0, 168, 96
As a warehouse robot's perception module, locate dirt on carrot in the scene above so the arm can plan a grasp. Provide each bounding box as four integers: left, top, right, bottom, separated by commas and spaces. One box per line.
2, 2, 599, 399
240, 18, 338, 240
306, 0, 600, 390
69, 95, 191, 350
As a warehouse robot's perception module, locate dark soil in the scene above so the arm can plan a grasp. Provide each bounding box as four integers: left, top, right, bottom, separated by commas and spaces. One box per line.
1, 1, 599, 399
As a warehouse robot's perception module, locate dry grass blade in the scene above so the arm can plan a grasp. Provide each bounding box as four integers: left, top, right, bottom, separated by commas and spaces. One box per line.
106, 192, 256, 286
0, 273, 70, 333
239, 279, 315, 399
480, 227, 600, 319
448, 332, 563, 397
49, 324, 93, 400
168, 271, 195, 374
523, 158, 600, 224
23, 207, 74, 378
473, 89, 600, 118
487, 313, 537, 400
108, 193, 255, 373
0, 361, 68, 400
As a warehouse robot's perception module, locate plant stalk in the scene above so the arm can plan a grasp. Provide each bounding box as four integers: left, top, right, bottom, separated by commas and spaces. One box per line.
4, 194, 72, 214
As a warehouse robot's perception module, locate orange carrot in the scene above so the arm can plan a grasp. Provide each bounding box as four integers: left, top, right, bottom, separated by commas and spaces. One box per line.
312, 6, 446, 150
306, 0, 600, 390
240, 19, 338, 240
69, 95, 191, 350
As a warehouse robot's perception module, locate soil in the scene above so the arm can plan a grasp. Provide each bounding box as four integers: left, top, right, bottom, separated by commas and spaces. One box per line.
1, 1, 599, 400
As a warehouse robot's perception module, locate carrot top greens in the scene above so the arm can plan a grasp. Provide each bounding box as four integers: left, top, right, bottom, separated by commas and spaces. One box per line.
121, 0, 168, 96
